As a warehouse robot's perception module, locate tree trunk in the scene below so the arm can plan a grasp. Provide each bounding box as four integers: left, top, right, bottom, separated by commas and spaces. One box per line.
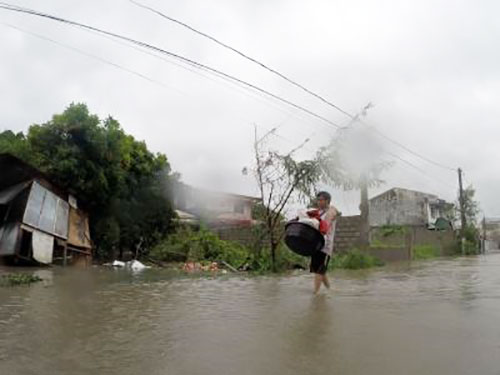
270, 240, 277, 272
359, 173, 370, 246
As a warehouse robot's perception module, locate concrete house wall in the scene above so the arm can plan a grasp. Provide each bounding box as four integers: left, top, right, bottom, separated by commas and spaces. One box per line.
369, 188, 437, 227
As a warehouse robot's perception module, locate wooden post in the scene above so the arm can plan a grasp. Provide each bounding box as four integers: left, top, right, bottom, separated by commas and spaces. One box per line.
63, 244, 68, 267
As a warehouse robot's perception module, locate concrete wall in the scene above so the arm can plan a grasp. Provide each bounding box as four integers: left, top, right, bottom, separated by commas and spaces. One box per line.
173, 183, 257, 223
484, 221, 500, 247
334, 215, 362, 253
369, 189, 435, 227
212, 225, 261, 248
484, 240, 499, 251
367, 225, 456, 261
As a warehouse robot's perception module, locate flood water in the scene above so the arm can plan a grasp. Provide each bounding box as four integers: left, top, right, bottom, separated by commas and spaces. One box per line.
2, 253, 500, 375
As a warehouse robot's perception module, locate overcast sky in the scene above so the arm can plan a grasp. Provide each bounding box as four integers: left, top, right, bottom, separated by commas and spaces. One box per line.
1, 0, 499, 217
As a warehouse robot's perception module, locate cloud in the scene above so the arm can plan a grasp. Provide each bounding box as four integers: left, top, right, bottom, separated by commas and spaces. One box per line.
1, 0, 499, 216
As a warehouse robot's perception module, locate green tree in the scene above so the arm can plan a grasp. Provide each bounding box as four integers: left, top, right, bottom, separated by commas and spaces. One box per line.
459, 185, 480, 226
0, 103, 176, 259
248, 127, 322, 271
0, 130, 34, 163
457, 185, 480, 254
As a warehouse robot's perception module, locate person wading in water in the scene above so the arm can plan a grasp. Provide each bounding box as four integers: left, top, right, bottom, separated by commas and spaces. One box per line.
309, 191, 338, 294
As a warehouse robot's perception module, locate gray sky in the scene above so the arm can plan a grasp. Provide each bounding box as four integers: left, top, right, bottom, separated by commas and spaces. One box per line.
1, 0, 499, 217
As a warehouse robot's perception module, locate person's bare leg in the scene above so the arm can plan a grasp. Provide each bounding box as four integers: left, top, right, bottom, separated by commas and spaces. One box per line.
322, 274, 330, 289
314, 273, 322, 294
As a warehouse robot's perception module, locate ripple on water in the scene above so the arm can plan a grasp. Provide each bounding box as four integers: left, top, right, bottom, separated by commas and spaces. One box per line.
1, 255, 500, 374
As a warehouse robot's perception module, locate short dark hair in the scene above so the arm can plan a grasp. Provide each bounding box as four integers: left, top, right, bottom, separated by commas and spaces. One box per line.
316, 191, 331, 203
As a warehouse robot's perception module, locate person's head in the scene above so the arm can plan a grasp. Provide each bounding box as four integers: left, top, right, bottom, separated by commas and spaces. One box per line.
316, 191, 331, 209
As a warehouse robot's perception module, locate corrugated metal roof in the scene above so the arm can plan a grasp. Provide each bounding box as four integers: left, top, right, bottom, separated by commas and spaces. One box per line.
0, 181, 31, 204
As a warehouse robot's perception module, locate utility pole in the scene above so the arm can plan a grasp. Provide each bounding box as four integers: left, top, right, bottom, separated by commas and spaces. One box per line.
356, 103, 373, 248
458, 168, 466, 254
482, 216, 487, 254
359, 173, 370, 246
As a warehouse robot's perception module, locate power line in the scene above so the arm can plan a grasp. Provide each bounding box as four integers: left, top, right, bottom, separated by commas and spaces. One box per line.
4, 21, 326, 160
384, 150, 456, 193
0, 22, 189, 96
128, 0, 459, 173
359, 119, 457, 172
128, 0, 354, 119
0, 2, 342, 130
1, 1, 460, 176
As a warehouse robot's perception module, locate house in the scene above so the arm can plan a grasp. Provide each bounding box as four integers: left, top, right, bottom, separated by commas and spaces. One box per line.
483, 218, 500, 251
0, 154, 92, 265
368, 187, 453, 228
172, 182, 260, 228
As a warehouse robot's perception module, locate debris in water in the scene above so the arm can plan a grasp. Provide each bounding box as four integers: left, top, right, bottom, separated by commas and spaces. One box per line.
112, 260, 126, 267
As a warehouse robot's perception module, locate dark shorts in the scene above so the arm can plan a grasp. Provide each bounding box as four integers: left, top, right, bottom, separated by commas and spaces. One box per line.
310, 251, 330, 275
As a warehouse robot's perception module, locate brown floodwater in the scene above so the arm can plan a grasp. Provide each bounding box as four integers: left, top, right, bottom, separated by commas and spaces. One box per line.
1, 252, 500, 375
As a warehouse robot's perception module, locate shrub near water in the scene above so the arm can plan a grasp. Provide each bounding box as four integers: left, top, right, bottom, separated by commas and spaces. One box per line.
413, 245, 440, 260
330, 250, 384, 270
151, 228, 310, 272
150, 227, 249, 268
0, 273, 42, 286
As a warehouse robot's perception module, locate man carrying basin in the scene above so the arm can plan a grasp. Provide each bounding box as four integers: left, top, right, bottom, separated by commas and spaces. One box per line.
308, 191, 338, 294
285, 191, 338, 294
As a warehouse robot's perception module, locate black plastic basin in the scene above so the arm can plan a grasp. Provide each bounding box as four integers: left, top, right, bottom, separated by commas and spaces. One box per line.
284, 221, 325, 257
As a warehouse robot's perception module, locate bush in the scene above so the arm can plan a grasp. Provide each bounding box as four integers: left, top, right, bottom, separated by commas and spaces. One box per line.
452, 225, 480, 255
0, 273, 42, 286
413, 244, 440, 260
251, 244, 309, 273
463, 240, 480, 255
151, 228, 311, 273
330, 250, 384, 270
380, 224, 407, 237
150, 227, 249, 268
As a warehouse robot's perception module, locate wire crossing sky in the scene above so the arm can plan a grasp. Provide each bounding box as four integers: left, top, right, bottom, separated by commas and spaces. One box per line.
0, 0, 496, 215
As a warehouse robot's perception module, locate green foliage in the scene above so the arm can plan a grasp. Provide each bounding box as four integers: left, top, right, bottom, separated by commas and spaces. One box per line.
150, 227, 249, 268
451, 225, 481, 255
459, 186, 480, 226
253, 244, 308, 273
413, 245, 440, 260
380, 224, 407, 237
0, 103, 176, 259
0, 273, 42, 286
330, 250, 384, 270
251, 202, 285, 223
464, 224, 479, 244
463, 240, 480, 255
151, 228, 309, 273
251, 136, 323, 271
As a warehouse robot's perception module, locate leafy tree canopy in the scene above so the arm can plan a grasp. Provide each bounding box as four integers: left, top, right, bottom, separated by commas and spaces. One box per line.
0, 103, 175, 259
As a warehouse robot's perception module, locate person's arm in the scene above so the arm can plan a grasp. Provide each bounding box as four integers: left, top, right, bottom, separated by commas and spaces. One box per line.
325, 206, 337, 224
322, 208, 337, 254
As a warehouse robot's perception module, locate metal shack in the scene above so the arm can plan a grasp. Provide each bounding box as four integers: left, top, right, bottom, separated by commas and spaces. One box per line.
0, 154, 92, 266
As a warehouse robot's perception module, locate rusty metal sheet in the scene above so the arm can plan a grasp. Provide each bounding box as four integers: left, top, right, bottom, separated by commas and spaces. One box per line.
68, 208, 91, 249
